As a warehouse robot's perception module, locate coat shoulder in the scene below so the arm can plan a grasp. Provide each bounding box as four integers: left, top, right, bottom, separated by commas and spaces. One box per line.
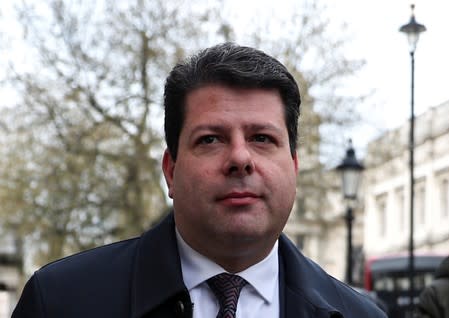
37, 237, 140, 280
279, 234, 387, 318
17, 237, 141, 317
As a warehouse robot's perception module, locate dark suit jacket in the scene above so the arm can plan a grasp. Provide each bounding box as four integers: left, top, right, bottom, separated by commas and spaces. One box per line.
13, 213, 386, 317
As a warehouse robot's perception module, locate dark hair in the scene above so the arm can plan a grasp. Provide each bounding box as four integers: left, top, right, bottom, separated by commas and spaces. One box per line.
164, 42, 301, 160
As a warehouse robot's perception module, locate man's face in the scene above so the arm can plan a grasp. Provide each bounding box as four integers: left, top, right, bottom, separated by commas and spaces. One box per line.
163, 85, 298, 266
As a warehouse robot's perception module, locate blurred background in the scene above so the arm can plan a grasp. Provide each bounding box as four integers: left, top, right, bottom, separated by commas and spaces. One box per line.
1, 0, 448, 317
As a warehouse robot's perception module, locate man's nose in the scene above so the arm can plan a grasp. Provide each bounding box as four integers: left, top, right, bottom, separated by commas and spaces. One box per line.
222, 140, 255, 176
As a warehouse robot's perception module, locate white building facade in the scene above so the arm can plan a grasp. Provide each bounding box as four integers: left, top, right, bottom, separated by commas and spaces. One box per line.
284, 100, 449, 283
364, 100, 449, 258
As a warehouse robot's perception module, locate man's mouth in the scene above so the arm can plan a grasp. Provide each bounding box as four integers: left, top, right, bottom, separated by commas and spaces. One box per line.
218, 192, 260, 206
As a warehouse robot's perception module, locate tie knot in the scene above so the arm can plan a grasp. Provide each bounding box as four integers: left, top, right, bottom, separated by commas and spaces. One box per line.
207, 273, 247, 318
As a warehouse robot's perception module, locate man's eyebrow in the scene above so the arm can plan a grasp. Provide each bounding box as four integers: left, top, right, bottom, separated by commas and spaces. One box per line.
189, 123, 284, 135
189, 125, 227, 136
245, 123, 283, 133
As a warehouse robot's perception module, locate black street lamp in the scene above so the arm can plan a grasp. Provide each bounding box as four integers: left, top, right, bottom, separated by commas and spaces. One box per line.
337, 139, 364, 285
399, 4, 426, 311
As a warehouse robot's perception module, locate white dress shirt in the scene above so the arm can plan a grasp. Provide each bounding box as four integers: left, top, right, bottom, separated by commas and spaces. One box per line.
176, 229, 279, 318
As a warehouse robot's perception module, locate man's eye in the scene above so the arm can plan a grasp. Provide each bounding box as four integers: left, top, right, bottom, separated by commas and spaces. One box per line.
253, 134, 272, 143
199, 135, 219, 144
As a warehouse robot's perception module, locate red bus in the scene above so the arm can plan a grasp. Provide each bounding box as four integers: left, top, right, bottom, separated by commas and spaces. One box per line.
364, 254, 446, 318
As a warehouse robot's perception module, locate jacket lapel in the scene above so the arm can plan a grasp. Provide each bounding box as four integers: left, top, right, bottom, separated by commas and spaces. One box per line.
130, 213, 189, 317
279, 234, 344, 318
283, 287, 343, 318
128, 215, 346, 317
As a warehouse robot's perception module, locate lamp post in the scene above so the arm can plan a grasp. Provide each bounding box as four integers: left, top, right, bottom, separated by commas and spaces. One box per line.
399, 4, 426, 311
337, 139, 364, 285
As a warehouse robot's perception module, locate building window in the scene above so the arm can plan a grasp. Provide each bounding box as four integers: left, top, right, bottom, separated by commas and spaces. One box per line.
295, 196, 306, 219
395, 188, 405, 231
376, 194, 387, 237
415, 182, 426, 225
441, 178, 449, 218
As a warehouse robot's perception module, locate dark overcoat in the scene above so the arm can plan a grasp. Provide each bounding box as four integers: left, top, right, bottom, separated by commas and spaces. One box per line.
13, 214, 387, 318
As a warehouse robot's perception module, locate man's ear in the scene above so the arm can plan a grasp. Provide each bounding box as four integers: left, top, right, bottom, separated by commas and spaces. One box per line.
293, 151, 299, 175
162, 149, 175, 198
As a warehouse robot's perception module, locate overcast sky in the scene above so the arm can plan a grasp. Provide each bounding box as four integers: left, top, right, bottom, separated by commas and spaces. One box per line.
225, 0, 449, 151
2, 0, 448, 152
331, 0, 449, 141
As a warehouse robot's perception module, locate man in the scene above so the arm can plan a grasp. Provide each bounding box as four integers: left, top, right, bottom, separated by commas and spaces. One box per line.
13, 43, 386, 317
415, 256, 449, 318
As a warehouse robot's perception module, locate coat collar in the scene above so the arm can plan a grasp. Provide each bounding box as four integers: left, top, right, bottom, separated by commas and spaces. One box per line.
131, 213, 188, 317
278, 234, 344, 318
129, 213, 344, 318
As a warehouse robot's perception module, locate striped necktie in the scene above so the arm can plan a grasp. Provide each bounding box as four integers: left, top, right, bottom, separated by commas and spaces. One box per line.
207, 273, 248, 318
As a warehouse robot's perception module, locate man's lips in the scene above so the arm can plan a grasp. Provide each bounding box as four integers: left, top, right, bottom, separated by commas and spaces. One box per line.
217, 192, 261, 206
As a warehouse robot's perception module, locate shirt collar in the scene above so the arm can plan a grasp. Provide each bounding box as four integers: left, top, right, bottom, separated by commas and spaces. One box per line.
176, 228, 279, 304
